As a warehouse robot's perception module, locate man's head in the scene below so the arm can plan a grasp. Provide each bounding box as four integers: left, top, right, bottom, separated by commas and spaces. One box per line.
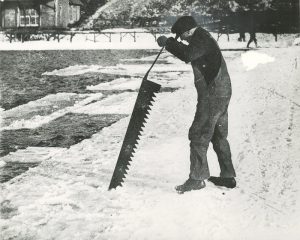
171, 16, 197, 41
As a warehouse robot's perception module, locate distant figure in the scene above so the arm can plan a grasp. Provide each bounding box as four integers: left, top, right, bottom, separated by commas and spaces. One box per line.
247, 32, 258, 48
247, 10, 258, 48
238, 32, 246, 42
237, 11, 246, 42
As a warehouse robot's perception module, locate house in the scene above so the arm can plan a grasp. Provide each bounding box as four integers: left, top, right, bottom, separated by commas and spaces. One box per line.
69, 0, 82, 25
0, 0, 83, 29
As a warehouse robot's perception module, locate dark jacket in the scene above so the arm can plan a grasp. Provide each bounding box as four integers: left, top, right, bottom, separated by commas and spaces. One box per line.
165, 27, 231, 99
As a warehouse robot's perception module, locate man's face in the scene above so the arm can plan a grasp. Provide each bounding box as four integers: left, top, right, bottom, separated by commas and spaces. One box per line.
179, 28, 196, 43
180, 31, 191, 42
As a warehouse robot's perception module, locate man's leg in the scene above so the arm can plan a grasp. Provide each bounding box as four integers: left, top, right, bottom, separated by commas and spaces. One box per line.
189, 142, 210, 180
175, 140, 210, 194
209, 110, 236, 188
175, 103, 211, 193
211, 110, 236, 178
254, 38, 258, 47
247, 38, 252, 48
188, 102, 212, 181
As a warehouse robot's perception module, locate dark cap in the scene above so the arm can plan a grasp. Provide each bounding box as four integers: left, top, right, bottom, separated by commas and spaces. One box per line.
171, 16, 198, 39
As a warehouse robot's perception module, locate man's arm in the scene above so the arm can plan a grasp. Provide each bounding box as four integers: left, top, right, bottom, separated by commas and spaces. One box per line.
165, 37, 207, 63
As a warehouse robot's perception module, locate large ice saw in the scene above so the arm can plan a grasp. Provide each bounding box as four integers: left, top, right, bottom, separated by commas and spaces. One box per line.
108, 48, 164, 190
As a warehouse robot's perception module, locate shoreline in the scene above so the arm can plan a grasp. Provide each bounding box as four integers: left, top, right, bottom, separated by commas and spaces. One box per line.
1, 30, 298, 51
0, 28, 163, 51
0, 41, 161, 51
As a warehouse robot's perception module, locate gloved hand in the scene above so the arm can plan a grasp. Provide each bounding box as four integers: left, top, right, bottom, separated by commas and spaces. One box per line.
157, 36, 168, 47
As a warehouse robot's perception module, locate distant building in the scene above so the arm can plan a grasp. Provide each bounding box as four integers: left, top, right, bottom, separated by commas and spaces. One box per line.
0, 0, 83, 29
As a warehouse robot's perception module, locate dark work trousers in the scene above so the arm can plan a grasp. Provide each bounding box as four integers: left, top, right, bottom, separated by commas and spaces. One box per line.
188, 58, 236, 180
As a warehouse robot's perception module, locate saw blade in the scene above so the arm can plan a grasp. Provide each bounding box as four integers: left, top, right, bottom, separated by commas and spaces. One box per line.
108, 79, 161, 190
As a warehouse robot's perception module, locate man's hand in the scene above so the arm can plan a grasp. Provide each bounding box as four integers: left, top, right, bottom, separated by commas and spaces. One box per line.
157, 36, 168, 47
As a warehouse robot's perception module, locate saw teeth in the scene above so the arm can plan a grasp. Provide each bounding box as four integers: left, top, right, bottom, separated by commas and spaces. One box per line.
108, 80, 161, 190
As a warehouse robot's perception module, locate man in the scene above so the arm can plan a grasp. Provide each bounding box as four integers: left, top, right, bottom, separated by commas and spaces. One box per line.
246, 9, 258, 48
247, 31, 258, 48
238, 32, 246, 42
157, 16, 236, 194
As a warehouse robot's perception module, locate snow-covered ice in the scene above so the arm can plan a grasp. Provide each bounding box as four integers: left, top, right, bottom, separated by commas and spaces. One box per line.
1, 34, 300, 240
87, 77, 142, 91
42, 62, 190, 77
42, 65, 104, 76
1, 93, 104, 130
71, 92, 138, 115
1, 147, 66, 163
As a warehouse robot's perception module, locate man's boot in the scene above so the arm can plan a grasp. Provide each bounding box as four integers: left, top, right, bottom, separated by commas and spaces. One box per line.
208, 176, 236, 188
175, 178, 206, 194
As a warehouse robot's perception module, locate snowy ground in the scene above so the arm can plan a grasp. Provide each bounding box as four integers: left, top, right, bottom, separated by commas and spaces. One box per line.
1, 32, 300, 240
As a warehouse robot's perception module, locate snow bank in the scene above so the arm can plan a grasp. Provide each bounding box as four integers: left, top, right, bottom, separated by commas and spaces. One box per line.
241, 51, 275, 71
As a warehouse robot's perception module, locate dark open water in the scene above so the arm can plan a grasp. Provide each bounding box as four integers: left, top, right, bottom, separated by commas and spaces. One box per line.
0, 50, 158, 110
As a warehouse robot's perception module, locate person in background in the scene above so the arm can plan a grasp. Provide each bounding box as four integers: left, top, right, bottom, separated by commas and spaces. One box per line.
247, 10, 258, 48
238, 32, 246, 42
157, 16, 236, 194
247, 30, 258, 48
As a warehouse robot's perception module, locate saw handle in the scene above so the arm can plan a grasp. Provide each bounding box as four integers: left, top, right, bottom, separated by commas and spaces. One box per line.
144, 46, 165, 79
